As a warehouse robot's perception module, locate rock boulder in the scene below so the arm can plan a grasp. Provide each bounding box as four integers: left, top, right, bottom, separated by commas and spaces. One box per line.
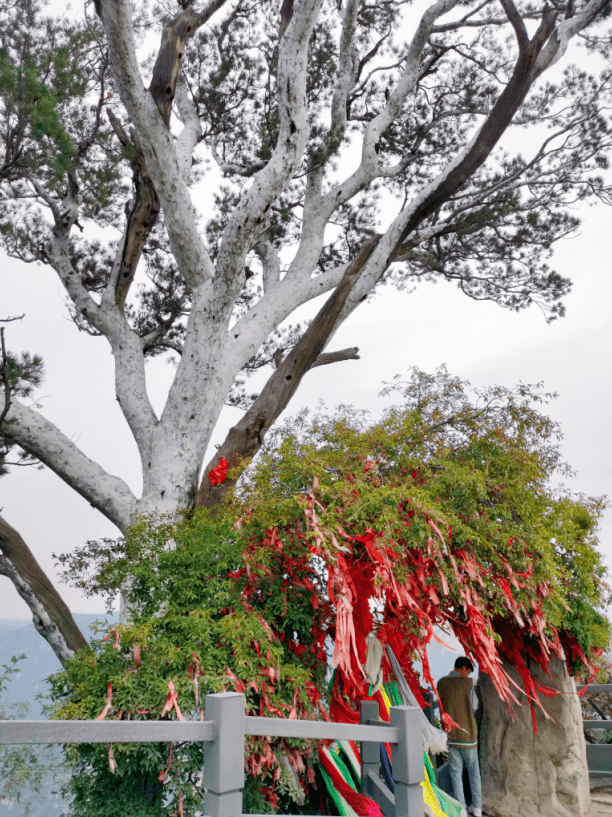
479, 654, 590, 817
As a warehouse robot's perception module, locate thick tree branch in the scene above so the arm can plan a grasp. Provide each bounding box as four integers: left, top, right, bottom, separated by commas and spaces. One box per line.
535, 0, 606, 70
110, 318, 160, 467
329, 0, 361, 141
392, 3, 559, 250
3, 400, 135, 530
229, 256, 353, 376
174, 81, 202, 179
499, 0, 529, 53
30, 169, 160, 464
195, 235, 380, 508
44, 234, 103, 331
254, 239, 281, 293
317, 0, 462, 228
214, 0, 324, 288
149, 6, 201, 128
95, 0, 215, 290
106, 109, 160, 310
149, 0, 231, 126
0, 515, 87, 662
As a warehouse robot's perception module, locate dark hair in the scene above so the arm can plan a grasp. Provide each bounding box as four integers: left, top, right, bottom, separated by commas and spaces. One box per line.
454, 656, 474, 672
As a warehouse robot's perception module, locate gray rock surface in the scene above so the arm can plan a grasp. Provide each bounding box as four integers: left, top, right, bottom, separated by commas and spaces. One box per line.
479, 654, 590, 817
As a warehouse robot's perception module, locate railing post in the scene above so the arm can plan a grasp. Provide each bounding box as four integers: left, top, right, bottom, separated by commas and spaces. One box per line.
203, 692, 245, 817
390, 705, 424, 817
360, 699, 380, 795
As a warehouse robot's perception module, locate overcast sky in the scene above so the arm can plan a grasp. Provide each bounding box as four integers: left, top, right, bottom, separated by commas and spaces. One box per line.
1, 187, 610, 621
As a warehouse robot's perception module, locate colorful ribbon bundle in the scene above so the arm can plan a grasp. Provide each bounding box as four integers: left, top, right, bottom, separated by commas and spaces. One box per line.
317, 680, 463, 817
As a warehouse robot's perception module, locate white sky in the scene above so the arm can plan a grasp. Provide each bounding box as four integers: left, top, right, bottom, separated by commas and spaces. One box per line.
1, 192, 610, 619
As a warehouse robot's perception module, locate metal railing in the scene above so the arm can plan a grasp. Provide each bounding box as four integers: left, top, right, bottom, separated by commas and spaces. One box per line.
0, 692, 425, 817
579, 684, 612, 777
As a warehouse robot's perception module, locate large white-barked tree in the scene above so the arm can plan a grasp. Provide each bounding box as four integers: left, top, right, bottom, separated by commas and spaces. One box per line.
0, 0, 610, 661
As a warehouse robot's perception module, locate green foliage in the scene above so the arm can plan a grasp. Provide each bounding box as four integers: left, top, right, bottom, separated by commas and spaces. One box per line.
52, 368, 610, 815
0, 339, 45, 476
1, 349, 44, 398
0, 14, 84, 183
52, 514, 321, 815
235, 369, 609, 657
0, 0, 127, 246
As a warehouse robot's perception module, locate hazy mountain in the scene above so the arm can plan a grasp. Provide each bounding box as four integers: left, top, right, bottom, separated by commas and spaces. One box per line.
0, 614, 117, 817
0, 614, 118, 718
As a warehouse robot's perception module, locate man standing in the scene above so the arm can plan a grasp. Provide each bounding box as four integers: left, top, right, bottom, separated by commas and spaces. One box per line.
437, 657, 482, 817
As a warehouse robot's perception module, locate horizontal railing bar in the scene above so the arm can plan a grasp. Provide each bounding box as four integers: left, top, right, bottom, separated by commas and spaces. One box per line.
0, 717, 399, 745
245, 717, 399, 743
0, 720, 214, 745
583, 721, 612, 730
579, 685, 612, 693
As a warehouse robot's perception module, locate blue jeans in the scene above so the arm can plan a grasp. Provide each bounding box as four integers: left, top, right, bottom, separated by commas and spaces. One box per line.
448, 745, 482, 809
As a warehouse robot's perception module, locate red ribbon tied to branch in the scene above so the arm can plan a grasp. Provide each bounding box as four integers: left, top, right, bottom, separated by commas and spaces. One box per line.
96, 682, 113, 720
160, 680, 185, 721
208, 457, 229, 486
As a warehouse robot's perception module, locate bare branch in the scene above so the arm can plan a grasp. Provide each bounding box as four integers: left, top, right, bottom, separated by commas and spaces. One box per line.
389, 3, 561, 252
0, 515, 87, 662
536, 0, 608, 71
106, 110, 161, 310
319, 0, 463, 222
149, 0, 232, 126
2, 400, 135, 530
215, 0, 324, 286
95, 0, 215, 289
312, 346, 360, 367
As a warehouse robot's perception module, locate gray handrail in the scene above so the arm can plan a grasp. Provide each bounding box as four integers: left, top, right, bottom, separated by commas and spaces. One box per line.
578, 684, 612, 693
582, 720, 612, 730
0, 716, 399, 745
0, 719, 215, 744
0, 692, 425, 817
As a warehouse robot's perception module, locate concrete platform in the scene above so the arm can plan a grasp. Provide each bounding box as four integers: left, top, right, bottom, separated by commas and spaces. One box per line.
589, 777, 612, 816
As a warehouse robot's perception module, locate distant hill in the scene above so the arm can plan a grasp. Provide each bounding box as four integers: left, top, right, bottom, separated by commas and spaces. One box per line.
0, 614, 117, 817
0, 614, 118, 718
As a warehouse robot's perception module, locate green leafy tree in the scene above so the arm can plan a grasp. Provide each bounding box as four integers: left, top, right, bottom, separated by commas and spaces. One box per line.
51, 369, 610, 815
1, 0, 611, 810
1, 0, 612, 668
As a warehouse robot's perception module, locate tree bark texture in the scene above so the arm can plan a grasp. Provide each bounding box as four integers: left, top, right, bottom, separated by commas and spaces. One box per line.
478, 654, 591, 817
107, 110, 161, 309
149, 0, 231, 126
0, 515, 87, 662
